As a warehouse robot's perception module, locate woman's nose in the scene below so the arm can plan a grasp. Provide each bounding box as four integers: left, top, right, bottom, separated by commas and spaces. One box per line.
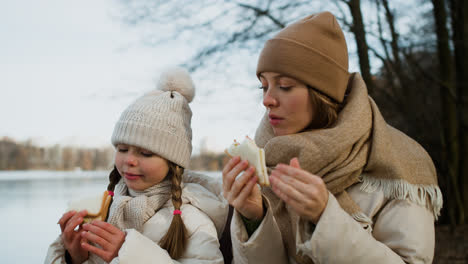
263, 88, 278, 108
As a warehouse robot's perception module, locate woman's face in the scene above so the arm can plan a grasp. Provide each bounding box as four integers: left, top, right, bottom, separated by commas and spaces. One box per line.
260, 72, 314, 136
115, 144, 169, 191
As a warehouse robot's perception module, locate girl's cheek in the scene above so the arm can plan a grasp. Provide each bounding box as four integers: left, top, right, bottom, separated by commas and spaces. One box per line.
114, 157, 122, 167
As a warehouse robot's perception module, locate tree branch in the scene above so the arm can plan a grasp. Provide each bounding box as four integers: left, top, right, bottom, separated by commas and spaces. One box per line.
237, 3, 286, 28
333, 0, 353, 31
403, 51, 457, 101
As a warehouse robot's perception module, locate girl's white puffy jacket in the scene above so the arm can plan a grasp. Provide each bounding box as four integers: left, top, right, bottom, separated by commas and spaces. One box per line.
45, 172, 228, 264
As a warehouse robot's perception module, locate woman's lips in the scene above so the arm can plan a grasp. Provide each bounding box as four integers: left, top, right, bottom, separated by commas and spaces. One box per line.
269, 114, 283, 126
124, 172, 142, 180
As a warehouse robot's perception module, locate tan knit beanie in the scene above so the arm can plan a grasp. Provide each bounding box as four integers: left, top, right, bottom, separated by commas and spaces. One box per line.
111, 67, 195, 168
256, 11, 349, 103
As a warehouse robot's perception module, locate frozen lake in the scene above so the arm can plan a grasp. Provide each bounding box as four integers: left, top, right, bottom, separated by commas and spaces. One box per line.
0, 170, 221, 264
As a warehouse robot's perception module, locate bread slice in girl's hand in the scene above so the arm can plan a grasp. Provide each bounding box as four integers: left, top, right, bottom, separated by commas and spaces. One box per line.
225, 136, 270, 187
67, 190, 112, 223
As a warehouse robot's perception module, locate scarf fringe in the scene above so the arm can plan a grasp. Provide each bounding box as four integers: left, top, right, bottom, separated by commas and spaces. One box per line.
351, 212, 373, 225
360, 175, 443, 220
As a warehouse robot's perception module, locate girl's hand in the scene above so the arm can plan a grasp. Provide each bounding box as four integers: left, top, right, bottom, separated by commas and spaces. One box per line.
222, 156, 264, 220
81, 221, 126, 263
58, 210, 89, 264
269, 158, 328, 224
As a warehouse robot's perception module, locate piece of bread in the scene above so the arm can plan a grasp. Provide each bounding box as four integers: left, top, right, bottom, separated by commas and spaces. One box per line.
67, 190, 112, 223
225, 136, 270, 186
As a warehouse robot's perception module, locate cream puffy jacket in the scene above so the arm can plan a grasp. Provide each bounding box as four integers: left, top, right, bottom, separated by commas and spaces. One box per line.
231, 182, 435, 264
45, 172, 228, 264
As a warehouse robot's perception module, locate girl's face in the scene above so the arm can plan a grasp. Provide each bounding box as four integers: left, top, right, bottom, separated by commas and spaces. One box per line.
115, 144, 169, 191
260, 72, 314, 136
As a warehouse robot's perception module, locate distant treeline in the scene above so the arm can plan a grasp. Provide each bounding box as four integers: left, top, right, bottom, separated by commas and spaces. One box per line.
0, 137, 115, 171
0, 137, 227, 171
190, 152, 227, 172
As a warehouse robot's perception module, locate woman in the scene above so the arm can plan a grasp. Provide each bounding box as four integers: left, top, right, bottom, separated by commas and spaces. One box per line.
222, 11, 442, 264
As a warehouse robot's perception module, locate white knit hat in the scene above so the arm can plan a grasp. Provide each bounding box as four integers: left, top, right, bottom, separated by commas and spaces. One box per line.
111, 67, 195, 168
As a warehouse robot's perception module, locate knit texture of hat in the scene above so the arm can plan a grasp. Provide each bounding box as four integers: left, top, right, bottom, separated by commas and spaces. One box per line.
111, 67, 195, 168
256, 11, 349, 102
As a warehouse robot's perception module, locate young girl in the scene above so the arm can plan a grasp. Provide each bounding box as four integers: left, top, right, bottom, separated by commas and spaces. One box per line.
45, 67, 228, 264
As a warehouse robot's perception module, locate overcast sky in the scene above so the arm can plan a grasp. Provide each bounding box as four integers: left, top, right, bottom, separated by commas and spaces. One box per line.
0, 0, 271, 154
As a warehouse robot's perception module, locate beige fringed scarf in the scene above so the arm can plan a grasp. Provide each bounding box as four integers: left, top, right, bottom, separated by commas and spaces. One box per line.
255, 73, 442, 264
107, 179, 172, 232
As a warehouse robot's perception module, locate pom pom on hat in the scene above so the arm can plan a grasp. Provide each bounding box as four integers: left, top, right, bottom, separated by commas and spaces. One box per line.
157, 66, 195, 103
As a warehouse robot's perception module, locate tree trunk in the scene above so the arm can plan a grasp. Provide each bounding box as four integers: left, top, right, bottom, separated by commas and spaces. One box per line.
379, 0, 412, 112
432, 0, 462, 225
450, 0, 468, 224
346, 0, 375, 95
380, 0, 401, 75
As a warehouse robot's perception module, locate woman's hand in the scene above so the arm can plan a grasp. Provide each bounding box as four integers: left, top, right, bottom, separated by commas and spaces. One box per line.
269, 158, 328, 224
222, 156, 264, 220
80, 221, 126, 263
58, 210, 89, 264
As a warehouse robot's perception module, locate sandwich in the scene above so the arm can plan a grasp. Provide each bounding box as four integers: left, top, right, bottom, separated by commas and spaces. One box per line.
67, 190, 113, 223
225, 136, 270, 186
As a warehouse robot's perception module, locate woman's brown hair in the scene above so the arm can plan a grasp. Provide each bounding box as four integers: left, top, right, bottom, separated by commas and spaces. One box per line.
106, 161, 188, 259
306, 86, 343, 129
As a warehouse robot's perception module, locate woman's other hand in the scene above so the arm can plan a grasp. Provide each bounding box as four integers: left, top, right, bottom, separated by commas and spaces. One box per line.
270, 157, 328, 224
58, 210, 89, 264
81, 221, 126, 263
222, 156, 264, 220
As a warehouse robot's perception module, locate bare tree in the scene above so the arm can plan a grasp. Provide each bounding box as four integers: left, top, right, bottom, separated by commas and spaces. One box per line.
335, 0, 375, 94
449, 0, 468, 224
432, 0, 462, 225
116, 0, 333, 71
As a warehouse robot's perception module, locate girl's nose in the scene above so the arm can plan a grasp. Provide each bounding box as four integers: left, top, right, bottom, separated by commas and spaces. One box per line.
125, 154, 138, 166
263, 87, 278, 108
